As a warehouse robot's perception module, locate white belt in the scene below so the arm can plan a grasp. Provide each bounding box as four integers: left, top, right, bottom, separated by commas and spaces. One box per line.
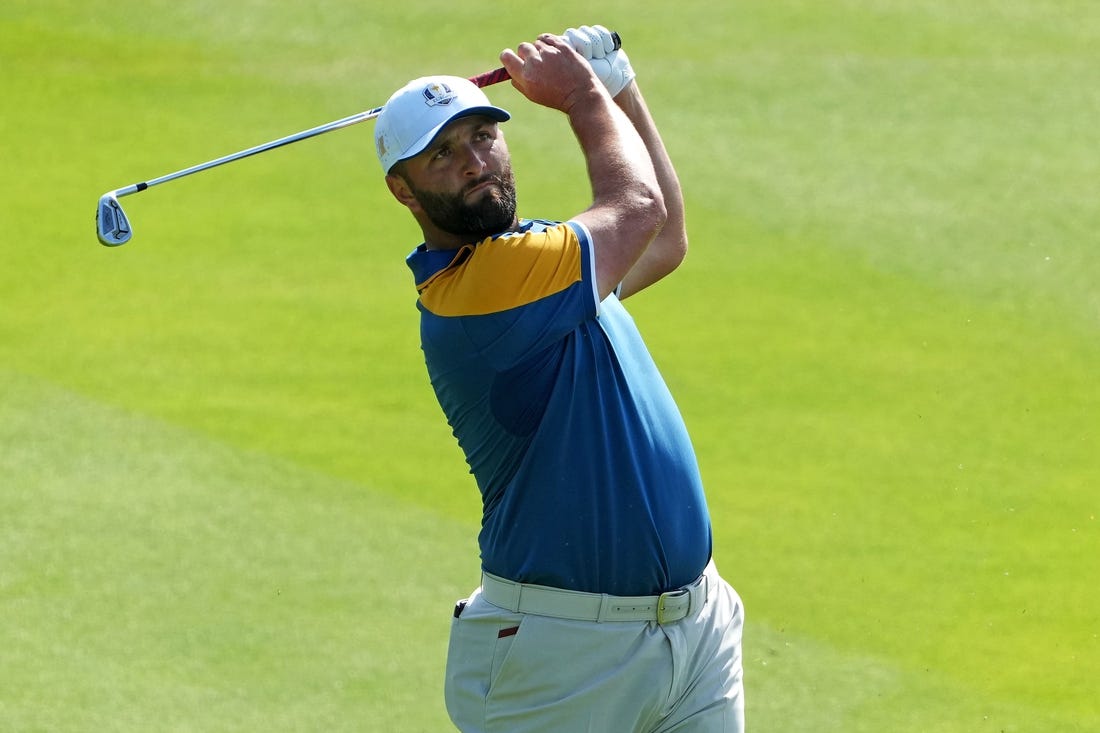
480, 568, 709, 625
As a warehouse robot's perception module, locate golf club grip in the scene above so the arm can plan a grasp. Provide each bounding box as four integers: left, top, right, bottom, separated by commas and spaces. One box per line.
469, 67, 512, 88
468, 31, 622, 88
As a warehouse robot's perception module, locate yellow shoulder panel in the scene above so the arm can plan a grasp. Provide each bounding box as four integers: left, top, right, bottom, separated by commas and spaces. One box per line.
419, 225, 584, 317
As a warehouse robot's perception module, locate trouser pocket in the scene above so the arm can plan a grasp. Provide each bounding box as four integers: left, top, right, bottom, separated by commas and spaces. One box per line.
444, 591, 525, 731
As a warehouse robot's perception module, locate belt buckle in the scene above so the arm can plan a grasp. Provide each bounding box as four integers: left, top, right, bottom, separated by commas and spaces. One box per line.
656, 588, 689, 625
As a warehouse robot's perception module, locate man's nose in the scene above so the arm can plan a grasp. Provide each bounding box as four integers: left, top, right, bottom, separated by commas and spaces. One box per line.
459, 144, 488, 175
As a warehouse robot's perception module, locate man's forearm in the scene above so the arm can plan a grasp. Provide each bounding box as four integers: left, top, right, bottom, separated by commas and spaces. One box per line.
569, 87, 663, 227
615, 82, 686, 246
614, 81, 689, 299
566, 84, 667, 299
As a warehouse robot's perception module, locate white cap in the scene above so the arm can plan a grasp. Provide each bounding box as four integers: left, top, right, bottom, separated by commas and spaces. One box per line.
375, 75, 510, 173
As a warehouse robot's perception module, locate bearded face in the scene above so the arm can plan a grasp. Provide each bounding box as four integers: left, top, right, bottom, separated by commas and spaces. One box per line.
406, 163, 518, 242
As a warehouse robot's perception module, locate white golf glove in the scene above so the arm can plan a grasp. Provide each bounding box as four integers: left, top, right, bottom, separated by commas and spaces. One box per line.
564, 24, 636, 98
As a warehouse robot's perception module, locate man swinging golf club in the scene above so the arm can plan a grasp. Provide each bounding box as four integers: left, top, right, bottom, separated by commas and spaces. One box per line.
376, 25, 746, 732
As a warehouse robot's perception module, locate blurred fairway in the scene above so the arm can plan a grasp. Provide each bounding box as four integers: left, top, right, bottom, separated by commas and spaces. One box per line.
2, 1, 1097, 731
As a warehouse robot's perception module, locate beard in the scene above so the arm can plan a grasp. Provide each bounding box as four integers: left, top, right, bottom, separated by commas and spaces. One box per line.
409, 165, 518, 242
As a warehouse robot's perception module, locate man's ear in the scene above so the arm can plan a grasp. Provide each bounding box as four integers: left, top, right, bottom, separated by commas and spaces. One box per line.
386, 173, 422, 212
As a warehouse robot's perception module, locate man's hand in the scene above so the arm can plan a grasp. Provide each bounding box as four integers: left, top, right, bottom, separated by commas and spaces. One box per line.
500, 34, 607, 114
564, 25, 636, 98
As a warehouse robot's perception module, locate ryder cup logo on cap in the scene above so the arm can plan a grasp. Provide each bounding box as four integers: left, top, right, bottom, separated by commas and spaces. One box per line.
375, 75, 510, 174
423, 81, 457, 106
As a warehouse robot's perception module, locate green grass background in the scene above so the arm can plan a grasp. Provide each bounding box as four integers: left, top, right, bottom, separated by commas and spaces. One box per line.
2, 0, 1097, 730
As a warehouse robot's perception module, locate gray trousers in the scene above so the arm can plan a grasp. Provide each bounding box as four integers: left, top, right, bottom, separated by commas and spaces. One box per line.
445, 562, 746, 732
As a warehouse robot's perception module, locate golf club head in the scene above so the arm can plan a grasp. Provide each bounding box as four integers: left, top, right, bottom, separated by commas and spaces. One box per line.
97, 193, 132, 246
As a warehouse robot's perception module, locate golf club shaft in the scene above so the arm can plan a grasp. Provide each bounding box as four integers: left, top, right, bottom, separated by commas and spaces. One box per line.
97, 31, 621, 246
110, 67, 514, 200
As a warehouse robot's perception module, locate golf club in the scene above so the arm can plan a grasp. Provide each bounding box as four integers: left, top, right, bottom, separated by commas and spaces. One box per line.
96, 32, 621, 247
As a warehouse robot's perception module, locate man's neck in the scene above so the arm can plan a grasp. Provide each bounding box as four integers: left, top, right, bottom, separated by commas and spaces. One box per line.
421, 217, 522, 251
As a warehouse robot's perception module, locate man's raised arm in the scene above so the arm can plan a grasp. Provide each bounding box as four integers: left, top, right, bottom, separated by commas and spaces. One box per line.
562, 25, 689, 299
500, 34, 667, 301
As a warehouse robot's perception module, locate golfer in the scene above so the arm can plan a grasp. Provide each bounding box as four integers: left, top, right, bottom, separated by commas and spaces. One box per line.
375, 25, 746, 732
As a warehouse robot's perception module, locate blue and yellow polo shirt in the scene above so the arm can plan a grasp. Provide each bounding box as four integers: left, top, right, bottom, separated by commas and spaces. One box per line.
406, 219, 711, 596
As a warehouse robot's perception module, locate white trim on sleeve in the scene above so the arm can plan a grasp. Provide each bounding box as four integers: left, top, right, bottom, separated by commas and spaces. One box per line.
566, 219, 604, 314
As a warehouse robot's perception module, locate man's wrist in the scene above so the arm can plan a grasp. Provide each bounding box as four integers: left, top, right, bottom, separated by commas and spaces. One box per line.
561, 82, 614, 117
612, 79, 641, 107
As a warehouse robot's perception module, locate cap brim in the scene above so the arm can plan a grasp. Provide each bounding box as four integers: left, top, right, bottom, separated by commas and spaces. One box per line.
397, 106, 510, 170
